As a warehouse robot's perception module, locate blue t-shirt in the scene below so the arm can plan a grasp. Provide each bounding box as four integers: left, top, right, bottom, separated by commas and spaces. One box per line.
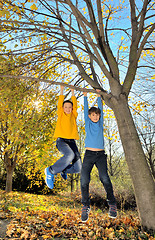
84, 96, 104, 149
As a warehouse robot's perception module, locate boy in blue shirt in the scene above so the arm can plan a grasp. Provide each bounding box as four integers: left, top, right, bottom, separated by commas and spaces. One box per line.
81, 90, 117, 222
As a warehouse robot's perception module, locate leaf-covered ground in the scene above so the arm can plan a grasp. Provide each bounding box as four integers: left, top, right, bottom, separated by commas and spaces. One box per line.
0, 190, 154, 239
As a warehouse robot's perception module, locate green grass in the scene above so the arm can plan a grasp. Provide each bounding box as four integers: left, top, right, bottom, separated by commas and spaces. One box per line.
0, 190, 81, 213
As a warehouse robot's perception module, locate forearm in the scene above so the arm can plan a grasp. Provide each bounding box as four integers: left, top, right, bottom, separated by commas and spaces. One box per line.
98, 97, 103, 121
57, 95, 65, 113
84, 96, 89, 121
97, 97, 102, 110
71, 96, 77, 110
60, 85, 64, 95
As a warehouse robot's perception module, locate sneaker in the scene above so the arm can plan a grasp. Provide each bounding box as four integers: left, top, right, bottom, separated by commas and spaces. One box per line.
108, 204, 117, 218
45, 167, 55, 189
81, 205, 90, 222
61, 172, 67, 180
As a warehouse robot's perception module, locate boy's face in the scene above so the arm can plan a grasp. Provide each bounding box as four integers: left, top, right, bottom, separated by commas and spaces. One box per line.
63, 102, 73, 114
88, 112, 100, 123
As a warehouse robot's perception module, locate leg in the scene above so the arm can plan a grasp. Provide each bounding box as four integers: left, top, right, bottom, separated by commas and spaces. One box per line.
50, 138, 75, 174
95, 151, 117, 218
80, 150, 94, 206
95, 151, 116, 205
63, 139, 82, 174
64, 158, 82, 174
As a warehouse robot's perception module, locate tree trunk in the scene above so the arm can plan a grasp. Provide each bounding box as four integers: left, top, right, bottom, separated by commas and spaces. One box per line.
70, 175, 74, 192
111, 94, 155, 231
76, 174, 80, 190
5, 166, 14, 193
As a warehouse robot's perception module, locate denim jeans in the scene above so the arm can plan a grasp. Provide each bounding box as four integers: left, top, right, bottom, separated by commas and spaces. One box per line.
50, 138, 82, 175
80, 150, 116, 206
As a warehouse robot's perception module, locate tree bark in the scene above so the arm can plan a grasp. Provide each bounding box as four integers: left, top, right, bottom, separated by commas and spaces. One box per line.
70, 175, 74, 192
5, 166, 14, 193
110, 94, 155, 231
4, 153, 17, 193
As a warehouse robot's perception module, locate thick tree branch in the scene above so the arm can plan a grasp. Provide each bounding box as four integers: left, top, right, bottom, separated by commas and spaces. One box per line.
0, 74, 104, 93
0, 73, 114, 107
97, 0, 104, 41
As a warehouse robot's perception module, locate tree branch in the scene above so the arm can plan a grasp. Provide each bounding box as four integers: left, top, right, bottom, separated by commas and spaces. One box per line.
0, 74, 104, 93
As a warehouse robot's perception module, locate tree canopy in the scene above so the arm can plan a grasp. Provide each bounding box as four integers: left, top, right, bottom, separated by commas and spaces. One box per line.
0, 56, 58, 192
0, 0, 154, 103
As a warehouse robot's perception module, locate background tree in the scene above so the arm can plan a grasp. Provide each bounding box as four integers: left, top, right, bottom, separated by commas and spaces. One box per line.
0, 0, 155, 231
0, 56, 57, 192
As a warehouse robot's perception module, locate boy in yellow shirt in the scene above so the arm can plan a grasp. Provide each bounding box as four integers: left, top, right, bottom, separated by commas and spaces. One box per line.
45, 86, 82, 189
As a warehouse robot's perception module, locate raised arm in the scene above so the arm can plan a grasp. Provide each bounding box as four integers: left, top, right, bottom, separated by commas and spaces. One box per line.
57, 85, 65, 115
96, 89, 103, 123
83, 92, 89, 122
71, 87, 78, 118
71, 88, 74, 96
60, 85, 64, 95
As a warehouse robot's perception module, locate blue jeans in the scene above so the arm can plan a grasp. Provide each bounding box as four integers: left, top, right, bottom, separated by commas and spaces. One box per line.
50, 138, 82, 175
80, 150, 116, 206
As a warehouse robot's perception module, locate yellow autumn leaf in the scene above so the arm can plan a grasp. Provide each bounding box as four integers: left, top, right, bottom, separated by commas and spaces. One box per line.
30, 4, 38, 10
42, 235, 50, 239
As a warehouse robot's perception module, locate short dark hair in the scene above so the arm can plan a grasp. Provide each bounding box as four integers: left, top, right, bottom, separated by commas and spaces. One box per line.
63, 100, 73, 107
88, 107, 101, 115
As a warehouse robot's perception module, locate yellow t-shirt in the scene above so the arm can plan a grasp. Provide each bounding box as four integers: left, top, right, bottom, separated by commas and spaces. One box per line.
53, 95, 79, 140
